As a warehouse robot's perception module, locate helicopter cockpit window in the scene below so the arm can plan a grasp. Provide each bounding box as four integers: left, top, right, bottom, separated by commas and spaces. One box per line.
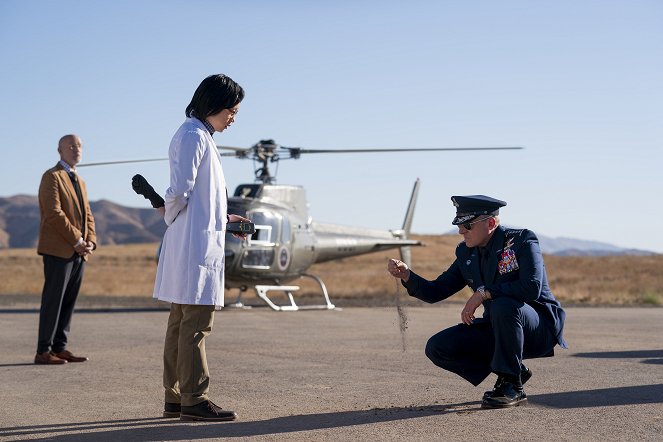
248, 211, 279, 246
234, 184, 262, 199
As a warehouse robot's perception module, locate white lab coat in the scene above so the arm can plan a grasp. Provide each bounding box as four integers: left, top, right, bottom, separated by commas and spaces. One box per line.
153, 118, 228, 306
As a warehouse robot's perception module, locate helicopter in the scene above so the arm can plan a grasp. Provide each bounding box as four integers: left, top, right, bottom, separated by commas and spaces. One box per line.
81, 140, 522, 311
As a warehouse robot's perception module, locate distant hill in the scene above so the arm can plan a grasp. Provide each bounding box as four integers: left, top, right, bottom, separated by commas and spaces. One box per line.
535, 234, 654, 256
438, 226, 658, 256
0, 195, 165, 248
0, 195, 658, 255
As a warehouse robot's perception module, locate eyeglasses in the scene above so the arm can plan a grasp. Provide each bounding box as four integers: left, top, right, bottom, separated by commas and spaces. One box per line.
460, 216, 492, 231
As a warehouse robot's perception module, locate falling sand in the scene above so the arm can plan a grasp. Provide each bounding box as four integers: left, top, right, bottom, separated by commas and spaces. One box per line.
394, 279, 409, 352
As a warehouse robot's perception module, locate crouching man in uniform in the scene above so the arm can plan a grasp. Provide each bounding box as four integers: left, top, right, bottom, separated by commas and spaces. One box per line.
388, 195, 567, 408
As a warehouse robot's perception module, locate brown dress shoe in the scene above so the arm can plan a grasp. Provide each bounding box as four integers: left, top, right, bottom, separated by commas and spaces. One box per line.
54, 350, 88, 362
34, 351, 67, 365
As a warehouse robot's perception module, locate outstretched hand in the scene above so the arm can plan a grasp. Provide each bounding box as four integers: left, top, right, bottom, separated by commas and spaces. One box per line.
388, 258, 411, 282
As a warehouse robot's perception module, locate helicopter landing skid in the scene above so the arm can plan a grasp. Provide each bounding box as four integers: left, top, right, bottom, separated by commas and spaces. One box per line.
255, 278, 336, 311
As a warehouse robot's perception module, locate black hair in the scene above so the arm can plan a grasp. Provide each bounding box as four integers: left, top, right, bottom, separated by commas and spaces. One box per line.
185, 74, 245, 119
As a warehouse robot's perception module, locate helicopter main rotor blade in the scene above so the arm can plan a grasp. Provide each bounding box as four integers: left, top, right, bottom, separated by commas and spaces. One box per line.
217, 145, 250, 151
78, 158, 168, 167
289, 147, 523, 154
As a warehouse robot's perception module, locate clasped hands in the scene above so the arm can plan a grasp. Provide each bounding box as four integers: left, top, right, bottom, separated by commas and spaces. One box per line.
74, 240, 95, 257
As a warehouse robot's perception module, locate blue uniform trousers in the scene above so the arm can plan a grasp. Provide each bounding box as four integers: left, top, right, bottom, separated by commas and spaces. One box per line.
425, 297, 557, 386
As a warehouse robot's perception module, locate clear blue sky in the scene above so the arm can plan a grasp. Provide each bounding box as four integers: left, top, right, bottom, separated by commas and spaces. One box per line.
1, 1, 662, 252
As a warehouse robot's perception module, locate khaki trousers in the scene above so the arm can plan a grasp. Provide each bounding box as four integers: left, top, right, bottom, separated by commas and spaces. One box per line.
163, 303, 215, 406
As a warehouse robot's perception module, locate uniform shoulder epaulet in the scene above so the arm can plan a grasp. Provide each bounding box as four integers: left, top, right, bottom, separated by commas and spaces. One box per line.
505, 228, 539, 242
505, 228, 526, 237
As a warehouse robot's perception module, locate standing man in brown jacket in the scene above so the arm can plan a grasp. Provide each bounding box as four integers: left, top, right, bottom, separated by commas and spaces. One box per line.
35, 134, 96, 365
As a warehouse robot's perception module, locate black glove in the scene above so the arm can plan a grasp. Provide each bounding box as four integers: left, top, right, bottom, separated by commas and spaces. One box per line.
132, 174, 165, 209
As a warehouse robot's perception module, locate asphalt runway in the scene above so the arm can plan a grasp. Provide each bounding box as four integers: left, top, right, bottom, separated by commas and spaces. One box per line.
1, 305, 662, 441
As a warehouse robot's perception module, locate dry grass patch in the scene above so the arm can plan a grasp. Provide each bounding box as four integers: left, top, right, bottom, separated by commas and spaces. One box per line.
1, 235, 661, 306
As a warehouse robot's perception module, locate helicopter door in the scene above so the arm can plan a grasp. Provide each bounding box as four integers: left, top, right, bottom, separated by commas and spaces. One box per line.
276, 216, 292, 271
240, 211, 278, 270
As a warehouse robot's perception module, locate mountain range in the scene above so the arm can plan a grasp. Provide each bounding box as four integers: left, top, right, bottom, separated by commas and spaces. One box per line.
0, 195, 166, 248
0, 195, 656, 256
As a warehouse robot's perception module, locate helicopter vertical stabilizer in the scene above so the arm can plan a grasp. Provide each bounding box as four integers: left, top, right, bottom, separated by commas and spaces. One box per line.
398, 179, 420, 267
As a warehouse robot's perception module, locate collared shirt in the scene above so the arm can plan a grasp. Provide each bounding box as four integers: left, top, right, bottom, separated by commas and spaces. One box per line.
199, 118, 215, 136
59, 159, 86, 238
59, 159, 76, 174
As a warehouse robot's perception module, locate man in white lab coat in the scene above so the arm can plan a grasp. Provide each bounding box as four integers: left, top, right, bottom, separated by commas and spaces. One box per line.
154, 74, 249, 422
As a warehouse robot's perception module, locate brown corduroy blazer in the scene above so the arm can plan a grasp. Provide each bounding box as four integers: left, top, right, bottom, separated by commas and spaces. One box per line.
37, 163, 97, 260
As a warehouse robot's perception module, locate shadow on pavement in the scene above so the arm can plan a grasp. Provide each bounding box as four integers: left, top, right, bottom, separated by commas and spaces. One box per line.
0, 403, 476, 440
573, 349, 663, 365
0, 307, 168, 314
4, 384, 663, 442
530, 383, 663, 408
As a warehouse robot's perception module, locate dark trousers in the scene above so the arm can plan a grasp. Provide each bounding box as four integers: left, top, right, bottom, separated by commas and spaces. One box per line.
425, 297, 557, 386
37, 254, 85, 354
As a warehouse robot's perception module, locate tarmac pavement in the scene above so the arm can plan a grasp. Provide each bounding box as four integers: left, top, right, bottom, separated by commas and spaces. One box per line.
0, 305, 662, 441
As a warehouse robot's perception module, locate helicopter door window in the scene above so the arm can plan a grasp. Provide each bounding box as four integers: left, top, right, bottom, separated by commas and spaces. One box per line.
247, 211, 279, 246
249, 225, 274, 246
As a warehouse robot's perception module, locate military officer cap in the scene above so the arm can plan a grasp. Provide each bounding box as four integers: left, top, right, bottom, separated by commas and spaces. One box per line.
451, 195, 507, 225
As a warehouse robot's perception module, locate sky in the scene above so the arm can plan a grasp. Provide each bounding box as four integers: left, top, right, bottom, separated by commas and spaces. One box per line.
1, 0, 662, 252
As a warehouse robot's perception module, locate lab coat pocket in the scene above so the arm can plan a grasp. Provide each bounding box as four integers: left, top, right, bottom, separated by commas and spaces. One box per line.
200, 229, 225, 269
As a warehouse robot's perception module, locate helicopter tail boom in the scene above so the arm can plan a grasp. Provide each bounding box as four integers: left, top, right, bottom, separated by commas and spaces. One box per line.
312, 179, 422, 264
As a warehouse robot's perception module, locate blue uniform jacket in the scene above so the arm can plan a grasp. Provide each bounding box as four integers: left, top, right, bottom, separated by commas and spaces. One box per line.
404, 226, 568, 349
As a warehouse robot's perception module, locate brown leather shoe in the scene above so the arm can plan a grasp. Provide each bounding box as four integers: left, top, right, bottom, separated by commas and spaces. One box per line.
34, 351, 67, 365
54, 350, 88, 362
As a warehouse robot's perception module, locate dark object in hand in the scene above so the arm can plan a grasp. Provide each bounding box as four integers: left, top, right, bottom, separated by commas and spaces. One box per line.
227, 222, 256, 235
132, 174, 165, 208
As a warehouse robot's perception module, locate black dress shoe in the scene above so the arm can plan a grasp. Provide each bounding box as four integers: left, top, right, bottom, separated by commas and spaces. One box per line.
483, 367, 532, 400
180, 400, 237, 422
481, 381, 527, 409
163, 402, 181, 418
